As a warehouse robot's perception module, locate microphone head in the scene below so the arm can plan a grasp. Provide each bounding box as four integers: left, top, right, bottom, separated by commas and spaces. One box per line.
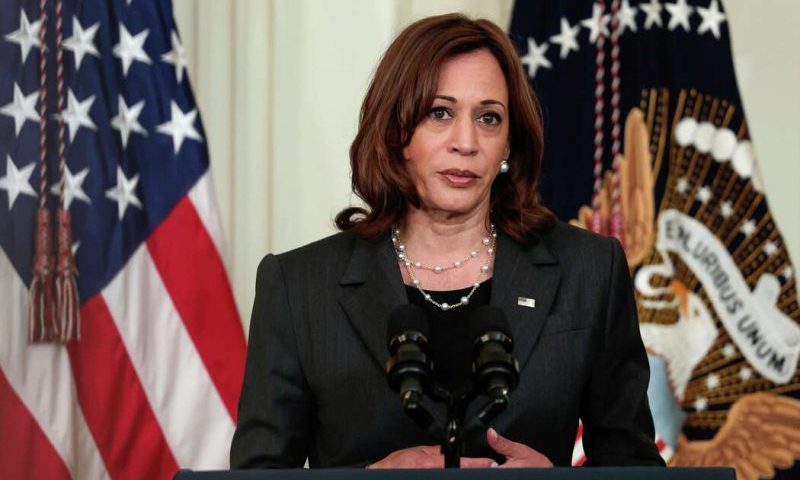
386, 304, 430, 350
467, 305, 512, 342
468, 306, 519, 395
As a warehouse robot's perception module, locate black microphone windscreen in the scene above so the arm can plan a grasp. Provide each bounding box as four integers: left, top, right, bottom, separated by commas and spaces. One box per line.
386, 304, 430, 344
467, 305, 512, 341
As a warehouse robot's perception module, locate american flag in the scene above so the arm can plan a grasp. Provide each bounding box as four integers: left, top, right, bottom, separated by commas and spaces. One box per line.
0, 0, 246, 478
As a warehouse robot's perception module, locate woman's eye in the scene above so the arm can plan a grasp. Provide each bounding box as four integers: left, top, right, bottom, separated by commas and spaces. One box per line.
479, 112, 502, 125
429, 107, 452, 120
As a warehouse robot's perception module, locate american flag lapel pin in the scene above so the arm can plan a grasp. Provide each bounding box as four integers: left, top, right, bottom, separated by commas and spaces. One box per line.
517, 297, 536, 308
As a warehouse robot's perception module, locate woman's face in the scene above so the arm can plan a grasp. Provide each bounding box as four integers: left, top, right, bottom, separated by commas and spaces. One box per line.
403, 48, 510, 218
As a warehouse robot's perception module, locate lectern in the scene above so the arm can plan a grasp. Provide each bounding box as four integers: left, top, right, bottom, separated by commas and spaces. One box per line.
175, 467, 735, 480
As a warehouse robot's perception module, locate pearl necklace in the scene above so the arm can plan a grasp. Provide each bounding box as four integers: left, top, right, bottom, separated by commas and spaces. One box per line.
391, 224, 497, 311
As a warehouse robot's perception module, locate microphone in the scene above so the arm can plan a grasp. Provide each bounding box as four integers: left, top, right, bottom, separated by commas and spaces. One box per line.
385, 304, 432, 405
468, 306, 519, 397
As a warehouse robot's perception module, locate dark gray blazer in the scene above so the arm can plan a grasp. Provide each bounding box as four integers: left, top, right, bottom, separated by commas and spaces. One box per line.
230, 222, 663, 468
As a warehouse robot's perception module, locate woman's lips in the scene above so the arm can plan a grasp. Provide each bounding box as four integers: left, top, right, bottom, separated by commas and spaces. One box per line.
439, 169, 479, 187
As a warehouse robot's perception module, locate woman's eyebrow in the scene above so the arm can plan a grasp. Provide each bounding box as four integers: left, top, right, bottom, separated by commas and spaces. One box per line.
433, 95, 507, 111
481, 99, 507, 111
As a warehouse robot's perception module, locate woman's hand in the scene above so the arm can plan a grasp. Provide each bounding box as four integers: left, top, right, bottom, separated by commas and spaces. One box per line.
367, 445, 496, 469
487, 428, 553, 468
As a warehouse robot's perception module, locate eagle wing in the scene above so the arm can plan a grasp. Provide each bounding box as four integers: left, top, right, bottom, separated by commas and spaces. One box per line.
618, 107, 655, 268
669, 393, 800, 480
571, 107, 655, 269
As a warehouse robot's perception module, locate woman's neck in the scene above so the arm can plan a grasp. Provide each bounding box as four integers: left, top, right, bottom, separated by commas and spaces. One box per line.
396, 204, 495, 291
400, 204, 492, 260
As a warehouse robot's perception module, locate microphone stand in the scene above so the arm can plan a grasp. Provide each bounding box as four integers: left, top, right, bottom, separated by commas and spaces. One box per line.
400, 383, 510, 468
459, 387, 510, 442
440, 385, 467, 469
400, 390, 444, 445
386, 307, 518, 468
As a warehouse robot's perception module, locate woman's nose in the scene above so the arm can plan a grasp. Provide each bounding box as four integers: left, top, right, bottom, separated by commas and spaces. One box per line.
448, 117, 478, 156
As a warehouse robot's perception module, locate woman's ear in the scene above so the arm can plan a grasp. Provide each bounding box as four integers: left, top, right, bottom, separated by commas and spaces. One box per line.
503, 140, 511, 159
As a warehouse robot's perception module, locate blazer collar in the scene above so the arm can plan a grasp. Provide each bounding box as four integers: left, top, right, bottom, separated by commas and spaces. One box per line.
337, 229, 561, 372
490, 230, 561, 371
338, 231, 407, 369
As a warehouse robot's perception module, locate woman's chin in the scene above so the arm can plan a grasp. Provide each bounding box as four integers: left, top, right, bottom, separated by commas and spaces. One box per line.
422, 198, 486, 217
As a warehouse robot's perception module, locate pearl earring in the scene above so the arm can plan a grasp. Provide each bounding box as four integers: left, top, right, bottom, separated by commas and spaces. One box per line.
499, 160, 509, 173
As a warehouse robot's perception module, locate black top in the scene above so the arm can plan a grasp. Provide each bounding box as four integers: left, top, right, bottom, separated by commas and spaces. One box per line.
405, 279, 492, 394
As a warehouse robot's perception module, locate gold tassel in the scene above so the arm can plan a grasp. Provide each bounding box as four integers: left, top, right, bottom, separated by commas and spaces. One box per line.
29, 207, 58, 342
56, 207, 80, 342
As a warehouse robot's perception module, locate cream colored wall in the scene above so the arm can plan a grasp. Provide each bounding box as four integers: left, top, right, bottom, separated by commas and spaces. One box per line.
173, 0, 800, 329
725, 0, 800, 273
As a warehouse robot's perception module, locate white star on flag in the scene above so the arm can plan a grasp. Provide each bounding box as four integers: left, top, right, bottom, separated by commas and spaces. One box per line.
520, 37, 551, 78
64, 18, 100, 70
111, 95, 147, 149
161, 30, 189, 83
782, 266, 794, 281
640, 0, 664, 30
4, 9, 41, 64
156, 101, 203, 154
113, 24, 151, 76
0, 83, 39, 136
550, 18, 580, 60
105, 166, 142, 219
720, 200, 733, 218
739, 367, 753, 382
763, 241, 778, 256
694, 396, 708, 412
721, 343, 736, 358
740, 218, 757, 237
0, 154, 37, 210
695, 185, 712, 204
581, 3, 611, 44
50, 166, 91, 209
616, 0, 639, 35
697, 0, 726, 39
666, 0, 694, 32
675, 176, 690, 194
61, 89, 97, 142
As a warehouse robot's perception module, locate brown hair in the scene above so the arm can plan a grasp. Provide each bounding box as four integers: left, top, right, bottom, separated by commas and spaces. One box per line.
335, 13, 555, 245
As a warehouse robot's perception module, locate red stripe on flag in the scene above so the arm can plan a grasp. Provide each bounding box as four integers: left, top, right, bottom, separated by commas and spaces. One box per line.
69, 296, 179, 480
573, 422, 586, 466
146, 196, 246, 420
0, 369, 71, 480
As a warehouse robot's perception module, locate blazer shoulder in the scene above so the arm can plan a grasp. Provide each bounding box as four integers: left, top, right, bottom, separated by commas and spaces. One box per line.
532, 221, 627, 291
539, 221, 617, 258
257, 229, 359, 275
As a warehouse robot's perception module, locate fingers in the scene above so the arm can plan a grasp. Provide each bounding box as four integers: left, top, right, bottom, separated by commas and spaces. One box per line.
486, 428, 555, 468
418, 457, 445, 469
417, 445, 441, 456
487, 427, 524, 458
417, 446, 444, 468
460, 457, 498, 468
368, 445, 444, 469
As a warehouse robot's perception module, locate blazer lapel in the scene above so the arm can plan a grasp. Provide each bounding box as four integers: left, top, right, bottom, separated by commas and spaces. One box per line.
338, 232, 408, 370
490, 232, 561, 370
337, 230, 560, 372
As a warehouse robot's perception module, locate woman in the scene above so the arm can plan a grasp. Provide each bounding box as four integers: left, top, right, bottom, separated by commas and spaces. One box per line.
230, 13, 663, 469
